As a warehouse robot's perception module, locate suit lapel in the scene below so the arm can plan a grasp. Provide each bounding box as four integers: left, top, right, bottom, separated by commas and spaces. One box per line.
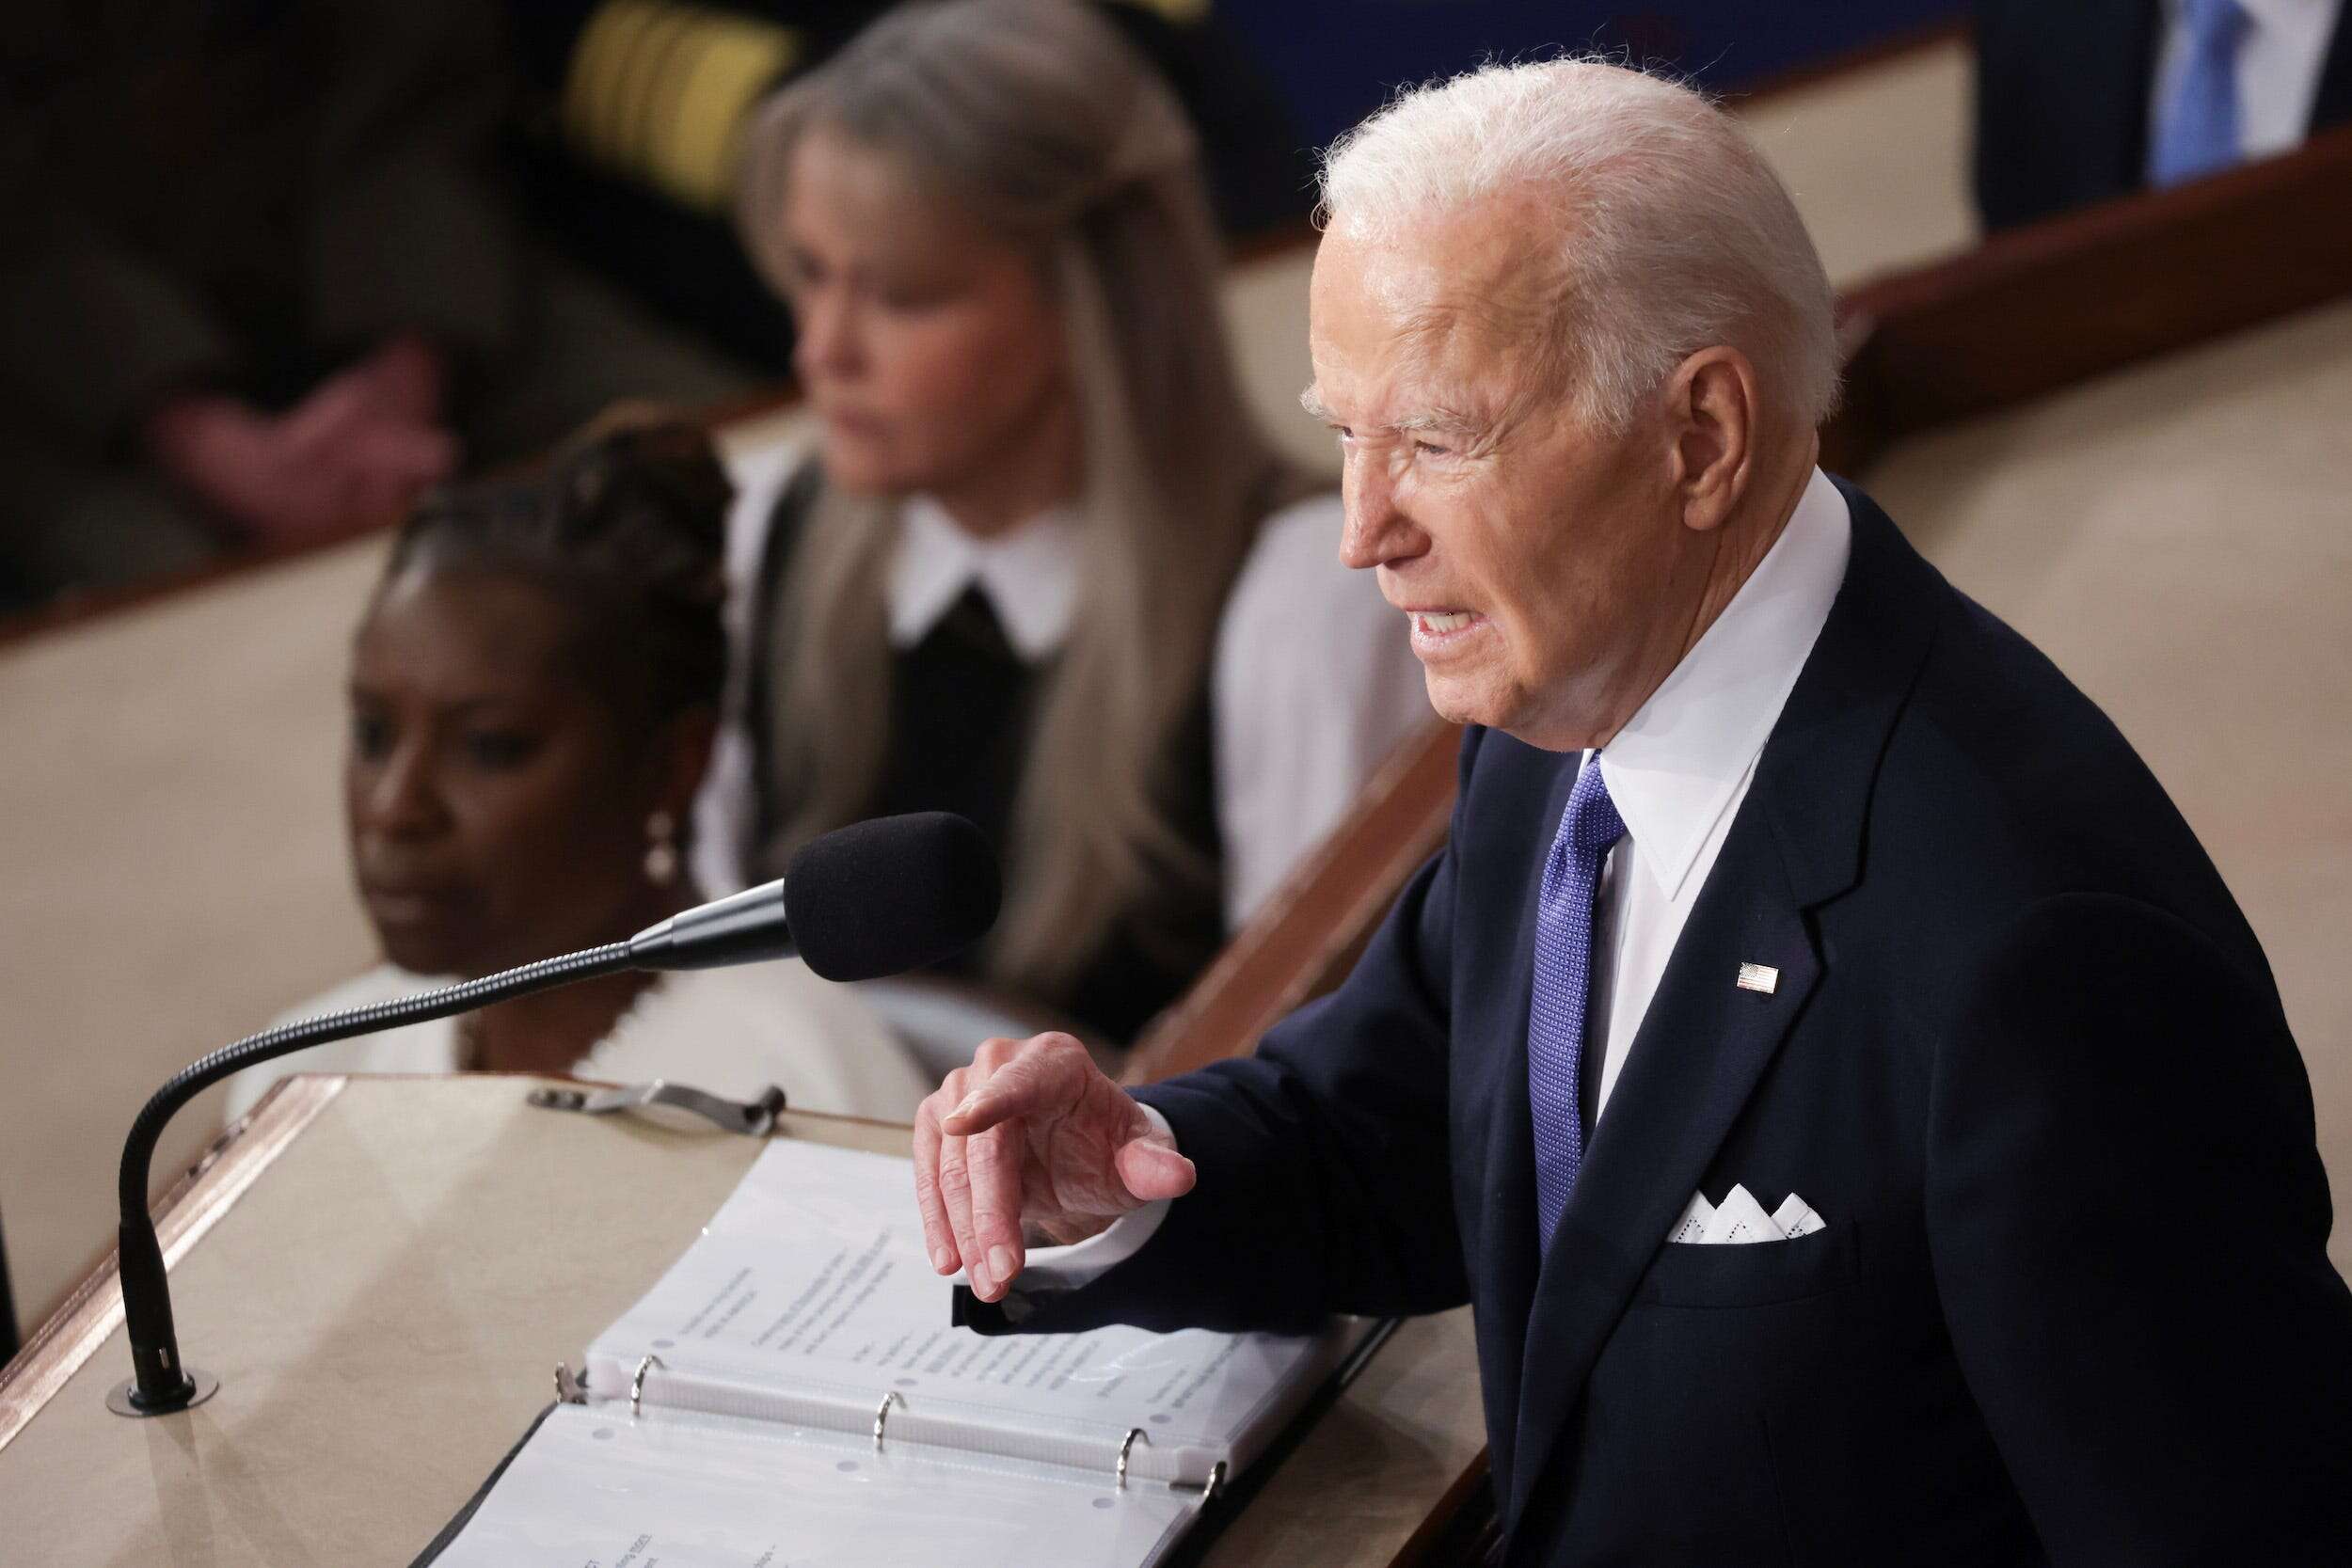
1505, 806, 1821, 1528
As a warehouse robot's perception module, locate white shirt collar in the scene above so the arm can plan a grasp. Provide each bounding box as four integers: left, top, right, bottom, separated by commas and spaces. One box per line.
1597, 467, 1853, 901
885, 495, 1083, 662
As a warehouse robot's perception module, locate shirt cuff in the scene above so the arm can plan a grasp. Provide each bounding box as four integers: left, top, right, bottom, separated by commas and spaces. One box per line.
983, 1104, 1178, 1306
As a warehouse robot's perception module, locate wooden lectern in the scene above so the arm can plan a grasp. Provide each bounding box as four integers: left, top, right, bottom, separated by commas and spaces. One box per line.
0, 1073, 1488, 1565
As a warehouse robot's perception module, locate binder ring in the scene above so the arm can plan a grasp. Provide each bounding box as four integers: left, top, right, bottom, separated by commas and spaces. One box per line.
1116, 1427, 1148, 1489
630, 1353, 665, 1418
1202, 1460, 1227, 1504
873, 1389, 905, 1449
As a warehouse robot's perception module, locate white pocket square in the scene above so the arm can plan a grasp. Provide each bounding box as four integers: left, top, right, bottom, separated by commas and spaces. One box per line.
1669, 1183, 1825, 1244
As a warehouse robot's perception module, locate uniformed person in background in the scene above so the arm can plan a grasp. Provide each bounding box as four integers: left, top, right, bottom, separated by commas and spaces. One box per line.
0, 0, 752, 608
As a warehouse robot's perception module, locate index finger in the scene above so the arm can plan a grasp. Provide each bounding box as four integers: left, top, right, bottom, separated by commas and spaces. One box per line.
940, 1037, 1079, 1136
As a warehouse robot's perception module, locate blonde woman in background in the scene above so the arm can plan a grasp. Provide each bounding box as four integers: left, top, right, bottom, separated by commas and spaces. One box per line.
700, 0, 1427, 1052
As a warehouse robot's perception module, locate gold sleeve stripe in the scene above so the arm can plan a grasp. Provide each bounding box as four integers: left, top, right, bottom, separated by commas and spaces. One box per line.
660, 19, 800, 211
561, 1, 801, 213
640, 19, 725, 178
563, 0, 666, 166
619, 6, 704, 171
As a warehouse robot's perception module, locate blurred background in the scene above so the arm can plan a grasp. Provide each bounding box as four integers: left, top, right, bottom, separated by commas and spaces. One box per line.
3, 0, 2346, 1361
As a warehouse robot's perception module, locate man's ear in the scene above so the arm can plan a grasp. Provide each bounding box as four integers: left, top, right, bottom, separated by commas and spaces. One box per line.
1663, 347, 1758, 534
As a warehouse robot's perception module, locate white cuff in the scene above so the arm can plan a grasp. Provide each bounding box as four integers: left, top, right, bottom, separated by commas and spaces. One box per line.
1008, 1104, 1177, 1292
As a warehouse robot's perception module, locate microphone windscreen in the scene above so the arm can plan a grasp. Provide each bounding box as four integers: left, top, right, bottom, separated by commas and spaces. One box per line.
783, 813, 1003, 982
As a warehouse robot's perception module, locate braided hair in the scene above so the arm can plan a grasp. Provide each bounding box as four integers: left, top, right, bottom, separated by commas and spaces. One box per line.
382, 418, 733, 737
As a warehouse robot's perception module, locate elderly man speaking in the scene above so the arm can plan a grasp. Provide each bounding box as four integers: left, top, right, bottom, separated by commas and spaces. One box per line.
911, 60, 2352, 1565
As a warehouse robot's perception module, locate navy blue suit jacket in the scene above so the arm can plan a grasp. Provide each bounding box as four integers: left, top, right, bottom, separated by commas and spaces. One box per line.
976, 483, 2352, 1564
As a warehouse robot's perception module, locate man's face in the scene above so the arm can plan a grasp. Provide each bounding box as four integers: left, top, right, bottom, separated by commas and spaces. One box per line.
1306, 208, 1708, 750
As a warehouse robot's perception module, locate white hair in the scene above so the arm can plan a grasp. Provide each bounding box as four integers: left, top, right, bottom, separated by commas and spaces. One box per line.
1317, 58, 1841, 431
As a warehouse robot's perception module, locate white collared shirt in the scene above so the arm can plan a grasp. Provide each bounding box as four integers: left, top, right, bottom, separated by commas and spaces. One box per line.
1584, 467, 1851, 1120
2151, 0, 2344, 162
694, 457, 1431, 934
886, 495, 1084, 662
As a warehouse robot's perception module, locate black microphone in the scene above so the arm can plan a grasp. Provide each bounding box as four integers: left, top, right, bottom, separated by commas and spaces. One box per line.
107, 812, 999, 1418
628, 810, 1003, 979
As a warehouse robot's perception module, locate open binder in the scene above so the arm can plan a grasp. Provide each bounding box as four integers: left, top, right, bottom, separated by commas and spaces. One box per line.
414, 1137, 1381, 1567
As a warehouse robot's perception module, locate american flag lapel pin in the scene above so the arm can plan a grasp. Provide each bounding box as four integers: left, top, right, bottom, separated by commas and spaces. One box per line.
1736, 962, 1779, 995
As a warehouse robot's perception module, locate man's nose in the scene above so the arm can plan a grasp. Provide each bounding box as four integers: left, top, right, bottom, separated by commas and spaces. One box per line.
1338, 459, 1425, 572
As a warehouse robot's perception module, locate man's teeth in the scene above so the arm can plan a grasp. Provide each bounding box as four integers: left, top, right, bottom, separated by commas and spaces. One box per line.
1415, 611, 1474, 634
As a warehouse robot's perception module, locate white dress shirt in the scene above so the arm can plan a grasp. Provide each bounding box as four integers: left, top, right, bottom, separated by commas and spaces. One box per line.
693, 455, 1431, 932
2151, 0, 2344, 162
1030, 469, 1852, 1287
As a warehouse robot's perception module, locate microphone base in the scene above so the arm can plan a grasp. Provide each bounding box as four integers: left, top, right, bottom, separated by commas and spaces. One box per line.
106, 1367, 218, 1418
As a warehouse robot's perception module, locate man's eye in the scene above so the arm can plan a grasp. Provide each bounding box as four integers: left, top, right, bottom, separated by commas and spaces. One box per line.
1415, 439, 1453, 458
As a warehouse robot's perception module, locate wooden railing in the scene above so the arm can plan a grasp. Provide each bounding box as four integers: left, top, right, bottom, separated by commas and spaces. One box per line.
1825, 124, 2352, 472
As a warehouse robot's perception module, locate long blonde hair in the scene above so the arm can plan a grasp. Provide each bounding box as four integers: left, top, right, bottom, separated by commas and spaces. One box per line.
736, 0, 1310, 999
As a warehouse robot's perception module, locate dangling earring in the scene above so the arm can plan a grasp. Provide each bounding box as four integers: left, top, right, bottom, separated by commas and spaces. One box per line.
644, 810, 680, 887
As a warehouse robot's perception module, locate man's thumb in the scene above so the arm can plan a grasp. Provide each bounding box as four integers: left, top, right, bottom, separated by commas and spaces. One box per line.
1114, 1136, 1197, 1203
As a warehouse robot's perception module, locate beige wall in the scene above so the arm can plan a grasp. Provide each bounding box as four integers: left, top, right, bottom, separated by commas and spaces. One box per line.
0, 544, 386, 1323
1738, 35, 1979, 289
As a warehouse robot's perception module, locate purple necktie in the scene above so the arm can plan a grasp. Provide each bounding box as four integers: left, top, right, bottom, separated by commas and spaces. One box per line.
1529, 757, 1626, 1249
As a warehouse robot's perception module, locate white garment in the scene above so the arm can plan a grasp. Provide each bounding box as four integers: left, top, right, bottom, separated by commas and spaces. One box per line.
222, 958, 930, 1126
1212, 490, 1434, 925
2151, 0, 2344, 161
1046, 471, 1852, 1284
887, 495, 1082, 662
692, 457, 1430, 933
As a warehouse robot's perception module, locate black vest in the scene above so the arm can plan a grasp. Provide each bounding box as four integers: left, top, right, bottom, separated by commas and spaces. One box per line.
743, 471, 1227, 1043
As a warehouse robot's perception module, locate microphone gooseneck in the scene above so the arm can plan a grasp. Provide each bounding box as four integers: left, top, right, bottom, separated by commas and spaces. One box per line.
110, 811, 1000, 1417
113, 941, 637, 1414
